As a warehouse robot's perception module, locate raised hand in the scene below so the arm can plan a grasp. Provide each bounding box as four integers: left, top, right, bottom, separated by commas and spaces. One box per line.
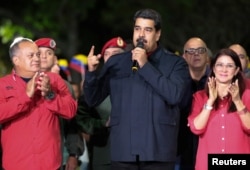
207, 76, 217, 104
228, 79, 240, 102
87, 45, 102, 72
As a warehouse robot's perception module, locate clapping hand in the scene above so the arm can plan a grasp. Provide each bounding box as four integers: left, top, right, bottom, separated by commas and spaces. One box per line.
36, 72, 51, 97
26, 72, 40, 98
228, 79, 240, 102
207, 77, 217, 104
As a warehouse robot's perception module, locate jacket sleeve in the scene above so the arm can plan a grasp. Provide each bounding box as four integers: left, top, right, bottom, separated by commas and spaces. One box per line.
45, 73, 77, 119
83, 68, 109, 107
138, 54, 191, 105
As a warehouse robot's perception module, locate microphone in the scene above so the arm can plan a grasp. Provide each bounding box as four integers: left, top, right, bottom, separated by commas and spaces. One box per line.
132, 38, 144, 71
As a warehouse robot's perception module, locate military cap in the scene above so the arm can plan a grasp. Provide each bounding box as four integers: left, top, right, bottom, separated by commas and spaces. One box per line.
101, 37, 127, 56
35, 38, 56, 50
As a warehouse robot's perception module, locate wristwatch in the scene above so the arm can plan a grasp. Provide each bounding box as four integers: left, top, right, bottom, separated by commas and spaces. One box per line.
203, 104, 213, 110
45, 91, 55, 100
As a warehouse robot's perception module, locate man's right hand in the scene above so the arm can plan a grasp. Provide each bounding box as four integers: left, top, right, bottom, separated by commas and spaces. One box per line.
87, 45, 102, 72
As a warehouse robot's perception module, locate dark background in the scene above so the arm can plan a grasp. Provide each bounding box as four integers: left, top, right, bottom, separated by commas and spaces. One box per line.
0, 0, 249, 76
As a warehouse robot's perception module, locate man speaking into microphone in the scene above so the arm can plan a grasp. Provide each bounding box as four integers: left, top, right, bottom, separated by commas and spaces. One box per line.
84, 8, 191, 170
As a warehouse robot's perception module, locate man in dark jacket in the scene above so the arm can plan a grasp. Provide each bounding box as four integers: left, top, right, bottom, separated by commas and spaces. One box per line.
76, 36, 127, 170
176, 37, 211, 170
83, 8, 191, 170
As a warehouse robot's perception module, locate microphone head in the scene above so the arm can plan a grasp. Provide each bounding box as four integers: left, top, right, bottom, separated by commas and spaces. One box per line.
136, 38, 144, 49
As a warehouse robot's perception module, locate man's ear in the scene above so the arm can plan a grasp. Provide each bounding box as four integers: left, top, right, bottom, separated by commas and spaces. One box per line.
155, 30, 161, 42
12, 56, 19, 66
54, 56, 58, 64
182, 54, 186, 59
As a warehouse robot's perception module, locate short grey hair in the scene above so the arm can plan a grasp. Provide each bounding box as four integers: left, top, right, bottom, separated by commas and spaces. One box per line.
9, 37, 33, 59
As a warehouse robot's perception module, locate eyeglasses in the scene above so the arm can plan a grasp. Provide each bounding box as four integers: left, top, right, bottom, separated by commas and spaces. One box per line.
185, 47, 207, 55
215, 63, 236, 70
10, 37, 33, 48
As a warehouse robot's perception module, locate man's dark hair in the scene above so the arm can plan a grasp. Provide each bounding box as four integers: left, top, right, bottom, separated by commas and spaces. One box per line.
133, 8, 162, 31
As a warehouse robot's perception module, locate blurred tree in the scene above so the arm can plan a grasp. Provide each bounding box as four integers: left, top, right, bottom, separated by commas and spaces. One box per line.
0, 0, 97, 66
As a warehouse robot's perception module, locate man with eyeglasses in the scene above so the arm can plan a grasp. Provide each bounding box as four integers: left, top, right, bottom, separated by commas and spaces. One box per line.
176, 37, 211, 170
229, 44, 250, 78
0, 37, 77, 170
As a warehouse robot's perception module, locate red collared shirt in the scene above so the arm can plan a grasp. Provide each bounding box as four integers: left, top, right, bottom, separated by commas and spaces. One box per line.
188, 90, 250, 170
0, 71, 76, 170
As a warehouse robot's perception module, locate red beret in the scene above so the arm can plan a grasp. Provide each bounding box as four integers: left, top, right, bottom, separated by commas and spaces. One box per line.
35, 38, 56, 50
101, 37, 126, 56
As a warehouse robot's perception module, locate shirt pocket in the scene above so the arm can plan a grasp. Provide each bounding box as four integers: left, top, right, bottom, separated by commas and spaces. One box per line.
3, 89, 17, 102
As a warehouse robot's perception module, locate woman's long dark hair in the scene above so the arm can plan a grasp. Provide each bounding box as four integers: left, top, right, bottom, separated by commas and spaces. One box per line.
205, 48, 245, 112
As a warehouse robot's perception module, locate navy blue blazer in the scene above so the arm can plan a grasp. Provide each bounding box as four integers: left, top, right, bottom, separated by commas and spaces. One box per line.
84, 45, 191, 162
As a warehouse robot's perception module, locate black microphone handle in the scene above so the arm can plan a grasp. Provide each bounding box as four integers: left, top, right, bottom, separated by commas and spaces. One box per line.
132, 60, 139, 71
132, 39, 144, 71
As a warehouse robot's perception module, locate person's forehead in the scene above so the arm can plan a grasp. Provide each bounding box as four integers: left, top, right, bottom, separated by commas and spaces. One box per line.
230, 45, 246, 55
38, 46, 55, 53
186, 40, 205, 48
134, 18, 155, 28
217, 55, 234, 62
105, 47, 123, 52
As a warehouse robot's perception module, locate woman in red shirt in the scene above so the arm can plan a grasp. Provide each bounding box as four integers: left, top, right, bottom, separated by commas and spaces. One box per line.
188, 48, 250, 170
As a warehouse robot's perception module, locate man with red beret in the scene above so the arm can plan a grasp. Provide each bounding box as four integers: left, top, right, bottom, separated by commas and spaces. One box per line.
35, 37, 84, 170
35, 38, 57, 72
76, 36, 128, 170
101, 37, 127, 62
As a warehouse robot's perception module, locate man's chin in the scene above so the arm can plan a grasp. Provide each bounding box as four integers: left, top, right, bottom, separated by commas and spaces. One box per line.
32, 67, 41, 72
